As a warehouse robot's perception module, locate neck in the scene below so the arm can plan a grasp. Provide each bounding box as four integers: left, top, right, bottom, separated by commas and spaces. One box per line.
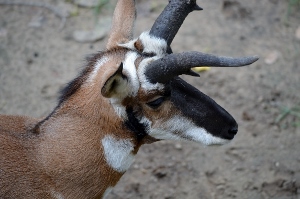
35, 87, 143, 198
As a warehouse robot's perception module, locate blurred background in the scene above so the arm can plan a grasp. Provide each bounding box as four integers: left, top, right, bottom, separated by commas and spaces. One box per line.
0, 0, 299, 198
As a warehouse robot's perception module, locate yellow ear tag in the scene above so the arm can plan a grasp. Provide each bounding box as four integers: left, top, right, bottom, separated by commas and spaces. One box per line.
192, 67, 211, 72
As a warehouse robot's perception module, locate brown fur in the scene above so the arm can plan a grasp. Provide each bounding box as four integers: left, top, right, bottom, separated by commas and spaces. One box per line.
134, 39, 144, 53
0, 1, 143, 198
0, 54, 141, 198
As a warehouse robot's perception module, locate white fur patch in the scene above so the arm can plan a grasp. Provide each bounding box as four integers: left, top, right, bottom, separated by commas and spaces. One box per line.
109, 98, 127, 118
137, 57, 165, 92
88, 57, 109, 83
185, 127, 229, 145
146, 116, 229, 145
140, 116, 181, 140
103, 187, 113, 199
101, 136, 135, 173
135, 32, 168, 92
122, 51, 140, 97
118, 39, 137, 50
118, 31, 167, 57
119, 31, 168, 92
108, 52, 140, 118
138, 31, 167, 57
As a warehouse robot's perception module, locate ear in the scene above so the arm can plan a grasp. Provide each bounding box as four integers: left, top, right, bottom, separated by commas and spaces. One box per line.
106, 0, 136, 49
101, 63, 129, 98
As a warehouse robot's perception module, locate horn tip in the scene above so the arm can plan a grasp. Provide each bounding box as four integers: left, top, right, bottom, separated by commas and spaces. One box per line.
194, 4, 203, 11
239, 55, 259, 66
250, 55, 259, 63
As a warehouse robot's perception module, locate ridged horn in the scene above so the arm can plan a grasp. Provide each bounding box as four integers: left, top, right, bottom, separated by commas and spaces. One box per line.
145, 52, 259, 83
149, 0, 202, 46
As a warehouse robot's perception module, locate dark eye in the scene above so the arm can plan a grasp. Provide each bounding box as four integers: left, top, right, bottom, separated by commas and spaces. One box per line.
146, 97, 165, 109
142, 52, 156, 57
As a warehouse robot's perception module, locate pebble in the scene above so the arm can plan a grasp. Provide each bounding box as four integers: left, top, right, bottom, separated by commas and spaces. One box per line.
0, 27, 7, 37
296, 26, 300, 40
133, 164, 139, 169
174, 143, 182, 150
264, 50, 280, 65
28, 15, 45, 28
72, 17, 111, 43
296, 127, 300, 136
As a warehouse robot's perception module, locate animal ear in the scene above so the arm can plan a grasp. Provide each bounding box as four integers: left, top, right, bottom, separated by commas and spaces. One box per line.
101, 63, 129, 98
106, 0, 136, 49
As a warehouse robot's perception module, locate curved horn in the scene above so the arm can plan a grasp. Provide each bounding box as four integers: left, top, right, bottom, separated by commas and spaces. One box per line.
149, 0, 202, 46
145, 52, 259, 83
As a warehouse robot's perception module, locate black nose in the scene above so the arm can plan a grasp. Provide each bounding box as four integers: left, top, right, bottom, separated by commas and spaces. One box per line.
225, 126, 238, 140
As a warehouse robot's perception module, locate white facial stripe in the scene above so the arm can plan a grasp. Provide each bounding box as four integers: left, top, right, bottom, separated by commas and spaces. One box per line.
146, 115, 229, 145
185, 127, 229, 145
137, 58, 165, 91
101, 136, 135, 173
136, 31, 168, 92
118, 31, 168, 92
108, 52, 140, 119
141, 116, 181, 140
118, 31, 167, 57
122, 51, 140, 97
138, 31, 167, 56
109, 98, 127, 119
88, 57, 109, 83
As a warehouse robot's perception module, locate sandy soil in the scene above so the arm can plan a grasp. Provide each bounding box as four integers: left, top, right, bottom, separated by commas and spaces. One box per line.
0, 0, 299, 198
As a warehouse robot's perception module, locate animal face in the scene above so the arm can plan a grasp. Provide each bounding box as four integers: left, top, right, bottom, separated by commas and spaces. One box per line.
97, 31, 238, 146
67, 0, 257, 147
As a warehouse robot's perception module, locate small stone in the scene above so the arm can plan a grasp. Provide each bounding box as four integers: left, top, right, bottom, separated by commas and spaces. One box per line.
133, 164, 139, 169
296, 26, 300, 40
72, 17, 111, 43
28, 15, 46, 28
264, 50, 280, 65
174, 143, 182, 150
242, 111, 254, 121
0, 27, 7, 37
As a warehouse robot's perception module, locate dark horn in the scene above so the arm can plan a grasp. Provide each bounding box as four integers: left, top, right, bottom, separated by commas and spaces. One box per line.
145, 51, 259, 83
149, 0, 202, 46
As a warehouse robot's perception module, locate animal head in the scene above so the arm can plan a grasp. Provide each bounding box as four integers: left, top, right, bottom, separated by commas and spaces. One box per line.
67, 0, 258, 146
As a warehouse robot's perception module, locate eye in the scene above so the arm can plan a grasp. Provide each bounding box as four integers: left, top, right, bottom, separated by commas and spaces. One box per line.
146, 97, 166, 109
142, 52, 156, 57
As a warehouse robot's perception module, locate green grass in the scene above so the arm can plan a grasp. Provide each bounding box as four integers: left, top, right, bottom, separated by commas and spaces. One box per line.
94, 0, 110, 15
276, 105, 300, 128
93, 0, 110, 24
287, 0, 300, 16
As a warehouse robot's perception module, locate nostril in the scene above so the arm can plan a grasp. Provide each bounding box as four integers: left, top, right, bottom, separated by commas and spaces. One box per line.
222, 127, 238, 140
228, 127, 238, 136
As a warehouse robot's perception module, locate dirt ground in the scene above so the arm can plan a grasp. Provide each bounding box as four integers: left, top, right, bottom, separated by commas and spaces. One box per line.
0, 0, 300, 198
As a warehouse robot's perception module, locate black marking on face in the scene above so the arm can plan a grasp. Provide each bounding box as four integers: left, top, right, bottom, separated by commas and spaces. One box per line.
125, 107, 148, 142
142, 52, 156, 57
170, 77, 238, 140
